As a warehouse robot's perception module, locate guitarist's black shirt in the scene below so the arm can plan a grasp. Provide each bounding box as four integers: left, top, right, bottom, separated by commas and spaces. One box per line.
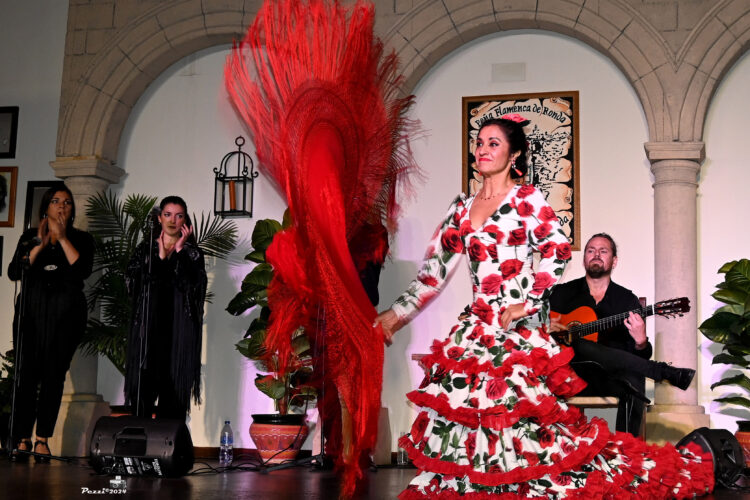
549, 277, 652, 360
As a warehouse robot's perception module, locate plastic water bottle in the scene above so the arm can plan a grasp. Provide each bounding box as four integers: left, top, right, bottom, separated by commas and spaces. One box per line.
219, 420, 233, 467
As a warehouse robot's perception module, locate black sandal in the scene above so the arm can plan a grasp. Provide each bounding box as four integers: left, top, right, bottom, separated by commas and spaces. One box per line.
11, 439, 32, 462
33, 440, 51, 463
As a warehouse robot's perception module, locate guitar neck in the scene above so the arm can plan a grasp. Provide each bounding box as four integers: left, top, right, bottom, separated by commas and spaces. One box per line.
569, 305, 654, 338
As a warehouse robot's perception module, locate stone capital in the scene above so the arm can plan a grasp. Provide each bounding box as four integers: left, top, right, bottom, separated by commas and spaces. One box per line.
50, 156, 126, 185
645, 142, 704, 187
644, 141, 705, 163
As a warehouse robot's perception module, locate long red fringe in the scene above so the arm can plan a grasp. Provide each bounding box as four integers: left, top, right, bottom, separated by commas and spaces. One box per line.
225, 1, 419, 497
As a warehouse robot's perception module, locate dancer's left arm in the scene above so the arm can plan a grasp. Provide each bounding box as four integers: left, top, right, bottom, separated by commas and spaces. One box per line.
507, 188, 571, 328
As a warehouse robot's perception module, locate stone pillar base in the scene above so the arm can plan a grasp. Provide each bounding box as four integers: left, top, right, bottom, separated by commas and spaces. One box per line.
645, 404, 710, 445
49, 394, 111, 457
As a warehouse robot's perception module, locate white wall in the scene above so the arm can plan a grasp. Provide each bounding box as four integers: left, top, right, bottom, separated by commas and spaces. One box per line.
0, 0, 69, 352
699, 50, 750, 432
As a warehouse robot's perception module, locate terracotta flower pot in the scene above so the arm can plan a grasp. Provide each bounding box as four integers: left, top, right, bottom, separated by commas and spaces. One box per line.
249, 413, 309, 464
735, 420, 750, 467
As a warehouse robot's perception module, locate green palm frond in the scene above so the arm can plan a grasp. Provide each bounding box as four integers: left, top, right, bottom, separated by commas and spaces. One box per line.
193, 211, 239, 259
79, 319, 128, 372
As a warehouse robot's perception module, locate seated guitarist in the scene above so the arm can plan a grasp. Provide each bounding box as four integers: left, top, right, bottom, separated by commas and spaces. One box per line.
549, 233, 695, 437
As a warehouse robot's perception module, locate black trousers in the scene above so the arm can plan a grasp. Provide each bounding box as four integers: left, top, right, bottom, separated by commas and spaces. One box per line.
132, 361, 188, 421
12, 290, 84, 441
130, 317, 187, 421
571, 339, 659, 437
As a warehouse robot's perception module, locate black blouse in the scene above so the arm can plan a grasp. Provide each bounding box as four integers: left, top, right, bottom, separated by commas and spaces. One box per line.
8, 227, 95, 292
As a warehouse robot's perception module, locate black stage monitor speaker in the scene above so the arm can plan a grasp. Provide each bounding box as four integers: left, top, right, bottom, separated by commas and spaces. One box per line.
676, 427, 744, 487
89, 416, 194, 477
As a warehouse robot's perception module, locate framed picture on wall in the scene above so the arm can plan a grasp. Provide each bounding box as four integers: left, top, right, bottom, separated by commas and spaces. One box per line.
24, 181, 58, 230
0, 166, 18, 227
0, 106, 19, 159
462, 91, 581, 249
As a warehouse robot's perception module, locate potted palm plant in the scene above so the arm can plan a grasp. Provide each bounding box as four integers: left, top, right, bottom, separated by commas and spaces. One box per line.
226, 213, 316, 464
0, 349, 15, 450
699, 258, 750, 465
81, 191, 238, 374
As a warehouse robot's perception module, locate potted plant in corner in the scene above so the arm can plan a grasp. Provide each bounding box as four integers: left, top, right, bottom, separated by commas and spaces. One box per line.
0, 349, 15, 450
699, 258, 750, 466
227, 213, 316, 464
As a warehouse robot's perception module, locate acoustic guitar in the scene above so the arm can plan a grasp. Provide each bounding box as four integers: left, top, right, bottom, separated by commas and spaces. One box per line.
549, 297, 690, 346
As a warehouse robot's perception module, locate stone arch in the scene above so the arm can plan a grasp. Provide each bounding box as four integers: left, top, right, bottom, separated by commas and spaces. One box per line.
380, 0, 750, 144
56, 1, 257, 163
55, 0, 750, 170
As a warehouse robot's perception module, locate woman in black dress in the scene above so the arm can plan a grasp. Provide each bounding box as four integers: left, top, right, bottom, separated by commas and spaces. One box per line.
124, 196, 206, 420
8, 183, 94, 461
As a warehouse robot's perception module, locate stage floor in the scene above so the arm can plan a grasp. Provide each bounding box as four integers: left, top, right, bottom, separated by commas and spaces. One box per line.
1, 456, 748, 499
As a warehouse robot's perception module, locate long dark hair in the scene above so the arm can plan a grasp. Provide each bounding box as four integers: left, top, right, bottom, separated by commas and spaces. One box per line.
477, 118, 529, 180
38, 182, 76, 230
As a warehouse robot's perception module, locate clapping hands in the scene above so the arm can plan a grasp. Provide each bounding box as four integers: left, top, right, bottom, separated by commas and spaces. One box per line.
158, 224, 193, 260
45, 215, 67, 244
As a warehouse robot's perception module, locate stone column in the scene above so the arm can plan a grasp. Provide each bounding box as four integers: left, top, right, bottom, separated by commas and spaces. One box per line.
47, 156, 125, 457
644, 142, 710, 444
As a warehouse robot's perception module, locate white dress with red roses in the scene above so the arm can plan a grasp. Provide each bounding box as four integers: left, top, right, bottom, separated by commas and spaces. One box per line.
391, 185, 713, 499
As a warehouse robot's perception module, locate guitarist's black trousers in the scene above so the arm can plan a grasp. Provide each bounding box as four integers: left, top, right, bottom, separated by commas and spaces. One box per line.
570, 339, 664, 437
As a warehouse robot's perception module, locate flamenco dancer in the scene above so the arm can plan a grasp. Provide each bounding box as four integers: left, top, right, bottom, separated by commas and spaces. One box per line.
375, 116, 714, 498
225, 0, 418, 496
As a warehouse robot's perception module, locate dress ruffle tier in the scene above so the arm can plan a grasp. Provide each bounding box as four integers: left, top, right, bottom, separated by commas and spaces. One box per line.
398, 321, 713, 498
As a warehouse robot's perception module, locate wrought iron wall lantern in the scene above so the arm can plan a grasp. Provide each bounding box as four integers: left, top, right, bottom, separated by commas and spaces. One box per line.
214, 136, 259, 218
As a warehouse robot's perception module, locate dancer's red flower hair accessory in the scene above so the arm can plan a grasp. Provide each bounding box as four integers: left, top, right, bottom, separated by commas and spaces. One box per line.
501, 113, 526, 123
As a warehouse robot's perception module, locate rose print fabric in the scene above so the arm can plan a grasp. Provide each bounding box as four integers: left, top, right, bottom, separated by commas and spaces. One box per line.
393, 185, 713, 499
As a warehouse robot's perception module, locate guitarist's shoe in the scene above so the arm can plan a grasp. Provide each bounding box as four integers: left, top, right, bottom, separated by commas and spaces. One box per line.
658, 363, 695, 390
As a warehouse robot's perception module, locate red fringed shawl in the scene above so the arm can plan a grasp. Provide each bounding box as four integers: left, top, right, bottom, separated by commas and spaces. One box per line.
225, 1, 418, 496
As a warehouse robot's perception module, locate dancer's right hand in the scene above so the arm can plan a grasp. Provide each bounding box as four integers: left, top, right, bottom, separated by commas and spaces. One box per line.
374, 309, 401, 346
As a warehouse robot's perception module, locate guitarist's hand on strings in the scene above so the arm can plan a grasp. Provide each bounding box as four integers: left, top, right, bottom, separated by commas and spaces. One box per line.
624, 312, 648, 349
548, 318, 566, 333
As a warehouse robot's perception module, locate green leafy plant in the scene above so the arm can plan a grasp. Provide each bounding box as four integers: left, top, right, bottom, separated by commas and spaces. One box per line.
0, 349, 15, 420
81, 191, 238, 374
699, 259, 750, 413
227, 214, 315, 415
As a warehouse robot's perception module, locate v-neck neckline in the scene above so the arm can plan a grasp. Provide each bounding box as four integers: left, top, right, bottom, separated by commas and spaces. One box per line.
467, 184, 519, 232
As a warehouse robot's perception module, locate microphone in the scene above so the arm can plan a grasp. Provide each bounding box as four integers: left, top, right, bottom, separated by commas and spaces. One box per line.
149, 206, 161, 228
19, 236, 42, 263
20, 236, 42, 249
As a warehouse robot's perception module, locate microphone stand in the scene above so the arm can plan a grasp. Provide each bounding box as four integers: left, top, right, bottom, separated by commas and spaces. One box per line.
6, 238, 38, 458
134, 214, 157, 418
